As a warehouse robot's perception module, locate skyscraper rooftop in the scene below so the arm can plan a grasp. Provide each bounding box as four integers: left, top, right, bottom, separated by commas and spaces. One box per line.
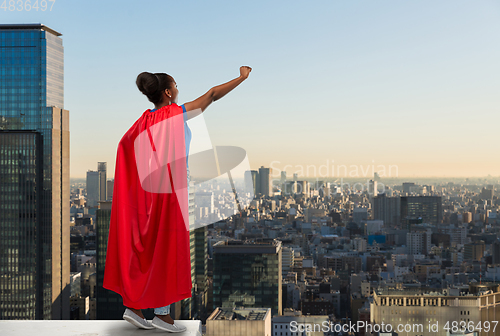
0, 23, 61, 36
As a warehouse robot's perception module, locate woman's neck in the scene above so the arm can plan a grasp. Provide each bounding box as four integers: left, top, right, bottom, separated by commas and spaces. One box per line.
154, 101, 174, 110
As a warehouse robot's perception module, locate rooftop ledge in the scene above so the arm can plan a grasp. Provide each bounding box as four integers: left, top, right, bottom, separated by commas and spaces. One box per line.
0, 320, 202, 336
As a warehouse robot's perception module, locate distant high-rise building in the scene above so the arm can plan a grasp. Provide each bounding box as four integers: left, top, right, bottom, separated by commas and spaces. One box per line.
281, 246, 294, 277
400, 196, 442, 225
258, 166, 272, 197
106, 179, 114, 200
0, 24, 69, 320
481, 186, 494, 203
249, 170, 259, 195
280, 171, 286, 184
368, 180, 378, 197
283, 181, 297, 195
182, 178, 198, 320
373, 194, 401, 226
491, 239, 500, 265
407, 231, 431, 255
244, 170, 254, 196
464, 241, 485, 261
190, 226, 208, 321
95, 201, 123, 320
97, 162, 107, 202
293, 173, 298, 181
492, 239, 500, 265
295, 181, 308, 195
213, 240, 282, 316
86, 162, 107, 206
86, 170, 99, 207
462, 211, 473, 224
353, 207, 368, 225
402, 182, 416, 194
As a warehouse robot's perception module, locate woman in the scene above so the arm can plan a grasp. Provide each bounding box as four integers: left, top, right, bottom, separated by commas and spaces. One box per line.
103, 66, 252, 332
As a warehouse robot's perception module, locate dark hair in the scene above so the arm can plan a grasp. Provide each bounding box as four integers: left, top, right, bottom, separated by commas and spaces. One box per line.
136, 72, 175, 104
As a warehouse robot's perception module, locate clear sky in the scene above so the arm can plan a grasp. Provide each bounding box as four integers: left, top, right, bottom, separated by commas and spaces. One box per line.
3, 0, 500, 179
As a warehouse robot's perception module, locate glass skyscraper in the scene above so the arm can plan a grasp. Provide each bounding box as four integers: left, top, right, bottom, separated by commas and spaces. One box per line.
95, 201, 123, 320
0, 24, 69, 320
213, 240, 282, 316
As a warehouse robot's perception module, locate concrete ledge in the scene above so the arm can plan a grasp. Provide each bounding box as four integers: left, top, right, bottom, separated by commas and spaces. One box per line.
0, 320, 202, 336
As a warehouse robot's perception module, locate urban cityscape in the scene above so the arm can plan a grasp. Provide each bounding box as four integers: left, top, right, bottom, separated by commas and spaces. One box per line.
1, 3, 500, 336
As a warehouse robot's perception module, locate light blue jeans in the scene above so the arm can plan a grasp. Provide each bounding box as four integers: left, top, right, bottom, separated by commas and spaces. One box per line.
154, 166, 190, 316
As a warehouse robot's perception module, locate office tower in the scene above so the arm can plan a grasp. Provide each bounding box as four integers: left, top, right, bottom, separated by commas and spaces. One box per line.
180, 178, 211, 321
281, 246, 295, 277
464, 241, 485, 261
280, 171, 286, 184
481, 186, 494, 203
97, 162, 106, 202
319, 181, 330, 198
352, 238, 368, 252
293, 173, 298, 181
407, 231, 431, 255
373, 172, 380, 181
492, 239, 500, 265
249, 170, 259, 195
86, 162, 107, 207
95, 201, 123, 320
353, 207, 368, 225
258, 166, 272, 197
0, 24, 69, 320
244, 170, 254, 197
437, 225, 467, 245
400, 196, 442, 225
368, 179, 377, 197
462, 211, 472, 223
283, 181, 297, 195
190, 226, 208, 321
213, 240, 282, 316
373, 194, 401, 226
402, 182, 416, 194
86, 170, 99, 207
106, 179, 114, 200
295, 181, 308, 195
365, 220, 383, 235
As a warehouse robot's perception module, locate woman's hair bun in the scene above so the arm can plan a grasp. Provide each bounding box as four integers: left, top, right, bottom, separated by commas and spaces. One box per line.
136, 72, 174, 104
136, 72, 159, 96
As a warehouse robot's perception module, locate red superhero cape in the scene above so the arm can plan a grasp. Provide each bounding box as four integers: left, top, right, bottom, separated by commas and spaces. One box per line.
103, 103, 192, 309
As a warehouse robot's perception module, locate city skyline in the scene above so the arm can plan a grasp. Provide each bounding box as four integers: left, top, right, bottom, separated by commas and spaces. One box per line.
2, 1, 500, 178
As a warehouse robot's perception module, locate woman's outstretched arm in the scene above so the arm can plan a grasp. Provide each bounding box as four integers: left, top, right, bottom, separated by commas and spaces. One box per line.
183, 66, 251, 118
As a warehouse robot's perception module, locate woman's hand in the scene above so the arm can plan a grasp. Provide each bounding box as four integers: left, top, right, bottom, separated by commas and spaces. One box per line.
185, 66, 252, 114
240, 66, 252, 79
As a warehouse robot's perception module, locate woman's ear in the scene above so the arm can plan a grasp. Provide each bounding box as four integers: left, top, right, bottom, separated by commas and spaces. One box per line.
164, 88, 171, 98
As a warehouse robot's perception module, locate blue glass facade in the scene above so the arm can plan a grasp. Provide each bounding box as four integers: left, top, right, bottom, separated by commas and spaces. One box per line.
0, 24, 69, 320
0, 130, 42, 319
213, 241, 282, 316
